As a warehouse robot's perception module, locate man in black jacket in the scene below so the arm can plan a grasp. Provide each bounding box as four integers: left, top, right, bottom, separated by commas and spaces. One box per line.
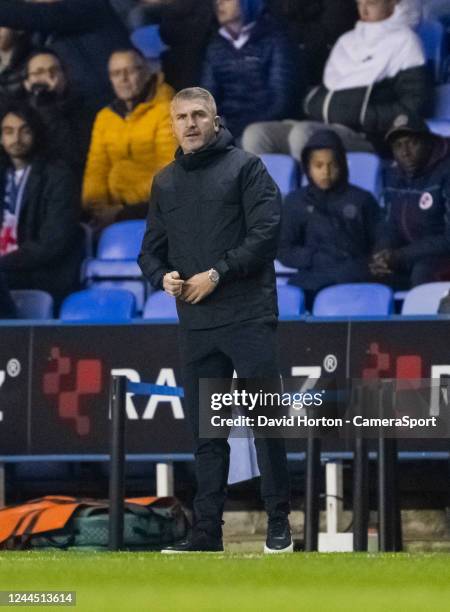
139, 87, 292, 554
0, 102, 83, 306
0, 0, 131, 112
371, 115, 450, 286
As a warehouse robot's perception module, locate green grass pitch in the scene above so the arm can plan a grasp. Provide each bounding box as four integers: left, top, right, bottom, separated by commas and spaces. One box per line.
1, 552, 450, 611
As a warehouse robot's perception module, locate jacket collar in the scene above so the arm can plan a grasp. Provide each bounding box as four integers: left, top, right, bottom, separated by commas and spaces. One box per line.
175, 128, 235, 171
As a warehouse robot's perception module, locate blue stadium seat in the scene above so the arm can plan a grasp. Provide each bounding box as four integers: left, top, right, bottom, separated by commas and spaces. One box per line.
130, 25, 167, 59
277, 285, 305, 316
86, 279, 148, 312
60, 288, 136, 322
143, 291, 179, 321
431, 84, 450, 118
416, 19, 446, 82
346, 152, 381, 198
401, 282, 450, 314
10, 290, 54, 319
313, 283, 394, 316
83, 220, 147, 310
259, 154, 301, 196
97, 220, 146, 260
426, 118, 450, 136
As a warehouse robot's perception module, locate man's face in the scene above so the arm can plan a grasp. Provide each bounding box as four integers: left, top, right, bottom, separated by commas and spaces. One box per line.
356, 0, 396, 22
391, 133, 431, 177
0, 28, 17, 52
171, 98, 219, 154
308, 149, 341, 191
215, 0, 241, 27
25, 53, 67, 95
108, 51, 150, 103
0, 113, 34, 161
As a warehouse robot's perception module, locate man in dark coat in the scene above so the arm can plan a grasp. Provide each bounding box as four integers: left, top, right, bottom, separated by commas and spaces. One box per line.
278, 130, 381, 308
0, 102, 83, 306
139, 87, 292, 554
0, 0, 131, 112
371, 115, 450, 286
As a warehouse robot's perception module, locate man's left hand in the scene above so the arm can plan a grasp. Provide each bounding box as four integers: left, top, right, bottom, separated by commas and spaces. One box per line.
182, 271, 218, 304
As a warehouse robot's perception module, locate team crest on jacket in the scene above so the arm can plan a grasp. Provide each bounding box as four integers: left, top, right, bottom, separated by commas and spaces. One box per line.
419, 192, 433, 210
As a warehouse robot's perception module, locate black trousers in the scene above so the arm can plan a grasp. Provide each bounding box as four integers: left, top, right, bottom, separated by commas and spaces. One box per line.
179, 318, 291, 534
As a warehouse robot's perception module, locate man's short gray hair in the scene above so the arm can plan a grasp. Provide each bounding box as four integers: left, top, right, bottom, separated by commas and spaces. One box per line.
171, 87, 217, 116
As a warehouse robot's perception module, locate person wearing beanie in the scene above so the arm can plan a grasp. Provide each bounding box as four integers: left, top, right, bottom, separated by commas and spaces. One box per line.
201, 0, 301, 139
370, 115, 450, 286
278, 130, 381, 308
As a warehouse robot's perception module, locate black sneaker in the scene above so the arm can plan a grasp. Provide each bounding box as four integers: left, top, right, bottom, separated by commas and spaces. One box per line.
264, 517, 293, 554
161, 529, 223, 554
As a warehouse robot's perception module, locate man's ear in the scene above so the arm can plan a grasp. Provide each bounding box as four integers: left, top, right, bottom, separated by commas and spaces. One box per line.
214, 115, 220, 133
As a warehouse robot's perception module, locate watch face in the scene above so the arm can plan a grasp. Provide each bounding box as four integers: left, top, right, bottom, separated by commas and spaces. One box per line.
209, 269, 219, 283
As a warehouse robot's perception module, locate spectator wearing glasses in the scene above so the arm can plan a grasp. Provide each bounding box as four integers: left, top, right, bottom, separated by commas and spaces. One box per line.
23, 49, 91, 180
0, 0, 131, 113
82, 47, 176, 229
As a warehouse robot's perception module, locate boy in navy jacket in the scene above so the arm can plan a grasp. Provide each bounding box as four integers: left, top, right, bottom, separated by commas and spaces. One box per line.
278, 130, 381, 307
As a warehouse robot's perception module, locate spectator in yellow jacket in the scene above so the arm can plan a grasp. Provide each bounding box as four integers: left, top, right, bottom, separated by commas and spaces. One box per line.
82, 47, 176, 228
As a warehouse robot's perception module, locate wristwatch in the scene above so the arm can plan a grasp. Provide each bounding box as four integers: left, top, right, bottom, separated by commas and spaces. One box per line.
208, 268, 220, 284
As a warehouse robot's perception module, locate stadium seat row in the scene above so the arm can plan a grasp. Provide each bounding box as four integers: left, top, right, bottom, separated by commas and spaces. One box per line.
8, 282, 450, 321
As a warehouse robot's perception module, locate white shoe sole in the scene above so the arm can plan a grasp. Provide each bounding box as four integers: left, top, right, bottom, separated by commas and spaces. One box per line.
161, 549, 223, 554
264, 540, 294, 554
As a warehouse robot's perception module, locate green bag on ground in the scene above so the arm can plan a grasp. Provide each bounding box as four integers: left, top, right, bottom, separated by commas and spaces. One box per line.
1, 496, 189, 551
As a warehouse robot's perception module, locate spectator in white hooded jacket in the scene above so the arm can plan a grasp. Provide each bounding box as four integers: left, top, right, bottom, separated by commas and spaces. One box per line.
242, 0, 427, 159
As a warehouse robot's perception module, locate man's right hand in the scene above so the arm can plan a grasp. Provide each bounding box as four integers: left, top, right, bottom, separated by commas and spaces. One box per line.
163, 271, 184, 297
